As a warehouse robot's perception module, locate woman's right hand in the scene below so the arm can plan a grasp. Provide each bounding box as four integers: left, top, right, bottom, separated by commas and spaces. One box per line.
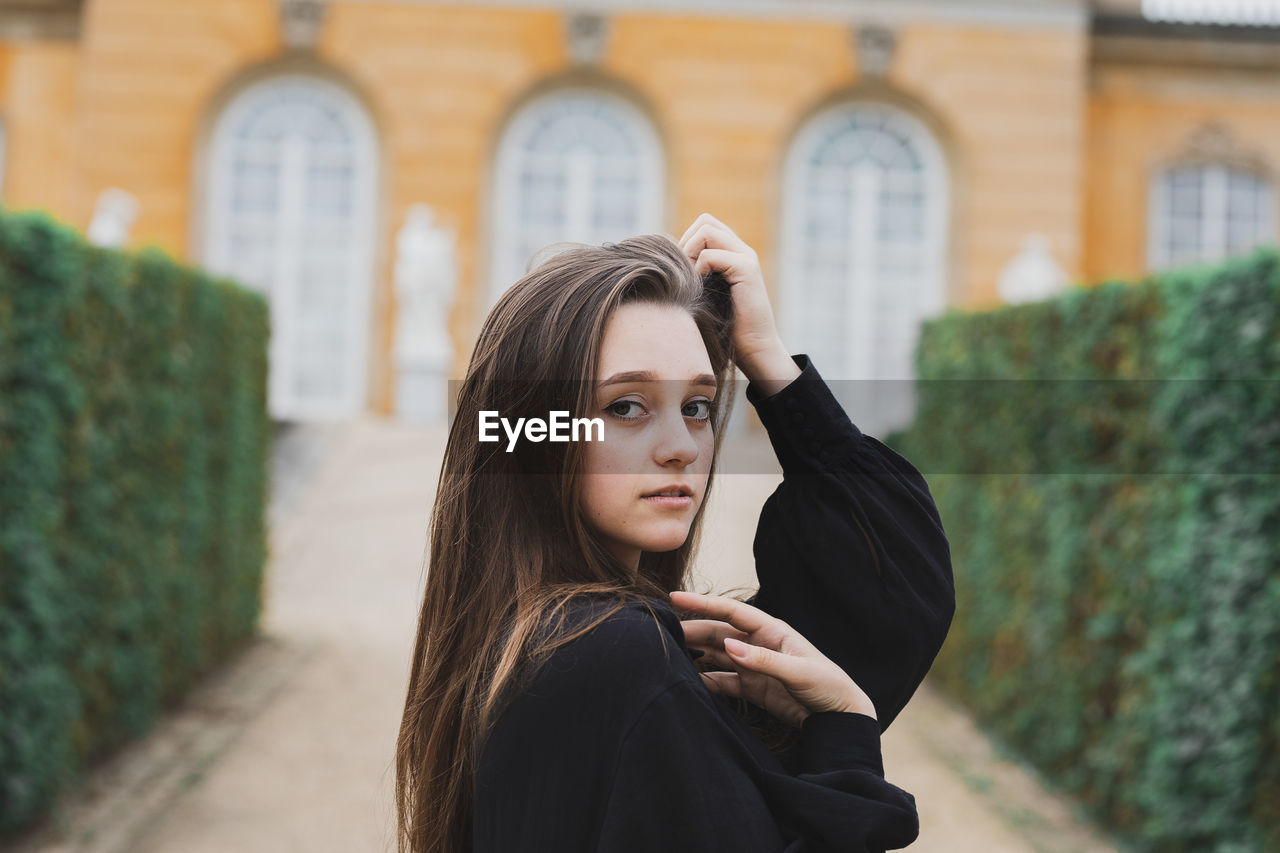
669, 590, 877, 728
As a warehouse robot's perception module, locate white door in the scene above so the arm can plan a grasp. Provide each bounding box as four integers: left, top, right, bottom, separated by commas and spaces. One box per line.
781, 103, 948, 437
203, 75, 378, 420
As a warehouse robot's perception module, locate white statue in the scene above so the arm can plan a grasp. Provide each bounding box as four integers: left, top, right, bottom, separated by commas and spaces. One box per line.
394, 203, 456, 366
394, 203, 457, 422
86, 188, 140, 248
997, 233, 1069, 305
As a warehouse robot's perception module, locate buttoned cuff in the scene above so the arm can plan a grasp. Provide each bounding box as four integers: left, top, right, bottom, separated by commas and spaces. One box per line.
744, 354, 863, 475
796, 711, 884, 778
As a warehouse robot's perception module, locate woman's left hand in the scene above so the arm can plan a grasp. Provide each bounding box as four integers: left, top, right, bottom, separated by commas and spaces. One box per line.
678, 213, 800, 392
671, 590, 878, 728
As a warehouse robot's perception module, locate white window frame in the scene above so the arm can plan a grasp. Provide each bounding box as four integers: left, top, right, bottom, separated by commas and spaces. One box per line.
778, 102, 948, 436
201, 74, 379, 421
488, 88, 664, 307
1148, 162, 1277, 272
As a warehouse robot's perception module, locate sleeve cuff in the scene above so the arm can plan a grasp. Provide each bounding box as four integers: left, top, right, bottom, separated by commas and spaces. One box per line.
796, 711, 885, 778
744, 353, 863, 475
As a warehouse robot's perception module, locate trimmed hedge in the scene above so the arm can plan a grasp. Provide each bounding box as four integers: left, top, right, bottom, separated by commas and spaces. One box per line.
890, 247, 1280, 851
0, 209, 270, 834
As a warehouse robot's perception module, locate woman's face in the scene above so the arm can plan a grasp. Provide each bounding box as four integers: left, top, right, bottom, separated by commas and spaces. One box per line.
579, 301, 717, 573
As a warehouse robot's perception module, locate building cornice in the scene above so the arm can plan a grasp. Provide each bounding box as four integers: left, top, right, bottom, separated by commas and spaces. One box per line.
0, 0, 83, 40
338, 0, 1089, 30
1092, 13, 1280, 69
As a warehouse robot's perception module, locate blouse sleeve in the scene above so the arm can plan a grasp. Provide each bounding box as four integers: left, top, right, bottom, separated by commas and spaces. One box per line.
743, 353, 956, 731
595, 681, 919, 852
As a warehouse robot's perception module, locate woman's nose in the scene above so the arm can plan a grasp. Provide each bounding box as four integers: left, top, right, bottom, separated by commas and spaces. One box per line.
652, 410, 700, 467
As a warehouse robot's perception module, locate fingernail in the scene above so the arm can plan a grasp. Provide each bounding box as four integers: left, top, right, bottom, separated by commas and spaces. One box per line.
724, 637, 748, 657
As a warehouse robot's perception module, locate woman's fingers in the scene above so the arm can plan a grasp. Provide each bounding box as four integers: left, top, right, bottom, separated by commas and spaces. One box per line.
678, 213, 755, 260
721, 636, 865, 720
676, 216, 704, 249
724, 637, 807, 680
675, 215, 790, 380
676, 213, 723, 251
678, 617, 748, 648
680, 617, 751, 670
689, 247, 744, 279
671, 591, 807, 657
671, 589, 877, 721
669, 590, 775, 636
699, 670, 742, 698
688, 642, 738, 672
700, 669, 810, 728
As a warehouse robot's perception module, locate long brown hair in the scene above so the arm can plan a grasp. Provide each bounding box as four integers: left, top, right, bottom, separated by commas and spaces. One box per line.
394, 234, 739, 852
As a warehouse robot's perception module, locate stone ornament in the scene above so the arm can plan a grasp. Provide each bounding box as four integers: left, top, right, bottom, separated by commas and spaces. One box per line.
279, 0, 327, 51
394, 202, 457, 367
566, 11, 610, 67
997, 233, 1069, 305
394, 203, 457, 423
854, 24, 897, 80
86, 187, 140, 249
1171, 121, 1269, 174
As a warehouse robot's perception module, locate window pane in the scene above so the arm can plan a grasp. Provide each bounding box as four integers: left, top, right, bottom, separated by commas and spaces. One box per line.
496, 92, 661, 298
1226, 169, 1271, 252
1155, 163, 1275, 268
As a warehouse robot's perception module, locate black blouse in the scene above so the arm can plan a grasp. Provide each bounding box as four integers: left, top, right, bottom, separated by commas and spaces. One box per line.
472, 354, 956, 852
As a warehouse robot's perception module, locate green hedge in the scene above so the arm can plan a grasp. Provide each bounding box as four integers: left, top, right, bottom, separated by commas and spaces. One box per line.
0, 209, 271, 834
890, 247, 1280, 851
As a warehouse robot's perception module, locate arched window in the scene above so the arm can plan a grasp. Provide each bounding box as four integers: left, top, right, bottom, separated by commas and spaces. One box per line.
202, 74, 378, 420
1148, 162, 1276, 271
489, 88, 664, 305
779, 102, 948, 436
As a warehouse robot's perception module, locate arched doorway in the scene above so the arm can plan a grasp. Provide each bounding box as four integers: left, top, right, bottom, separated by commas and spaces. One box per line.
202, 74, 379, 420
780, 102, 949, 436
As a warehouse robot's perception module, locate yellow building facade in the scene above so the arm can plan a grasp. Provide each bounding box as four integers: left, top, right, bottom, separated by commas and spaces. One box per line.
1, 0, 1277, 421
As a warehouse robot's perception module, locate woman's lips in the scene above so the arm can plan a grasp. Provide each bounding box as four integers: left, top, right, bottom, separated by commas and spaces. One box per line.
641, 495, 693, 509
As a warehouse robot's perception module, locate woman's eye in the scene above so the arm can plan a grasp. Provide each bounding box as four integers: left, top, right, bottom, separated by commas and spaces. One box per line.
683, 399, 714, 421
605, 400, 645, 420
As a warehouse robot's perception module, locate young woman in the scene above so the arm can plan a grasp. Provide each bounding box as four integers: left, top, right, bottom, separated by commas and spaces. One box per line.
395, 213, 955, 852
